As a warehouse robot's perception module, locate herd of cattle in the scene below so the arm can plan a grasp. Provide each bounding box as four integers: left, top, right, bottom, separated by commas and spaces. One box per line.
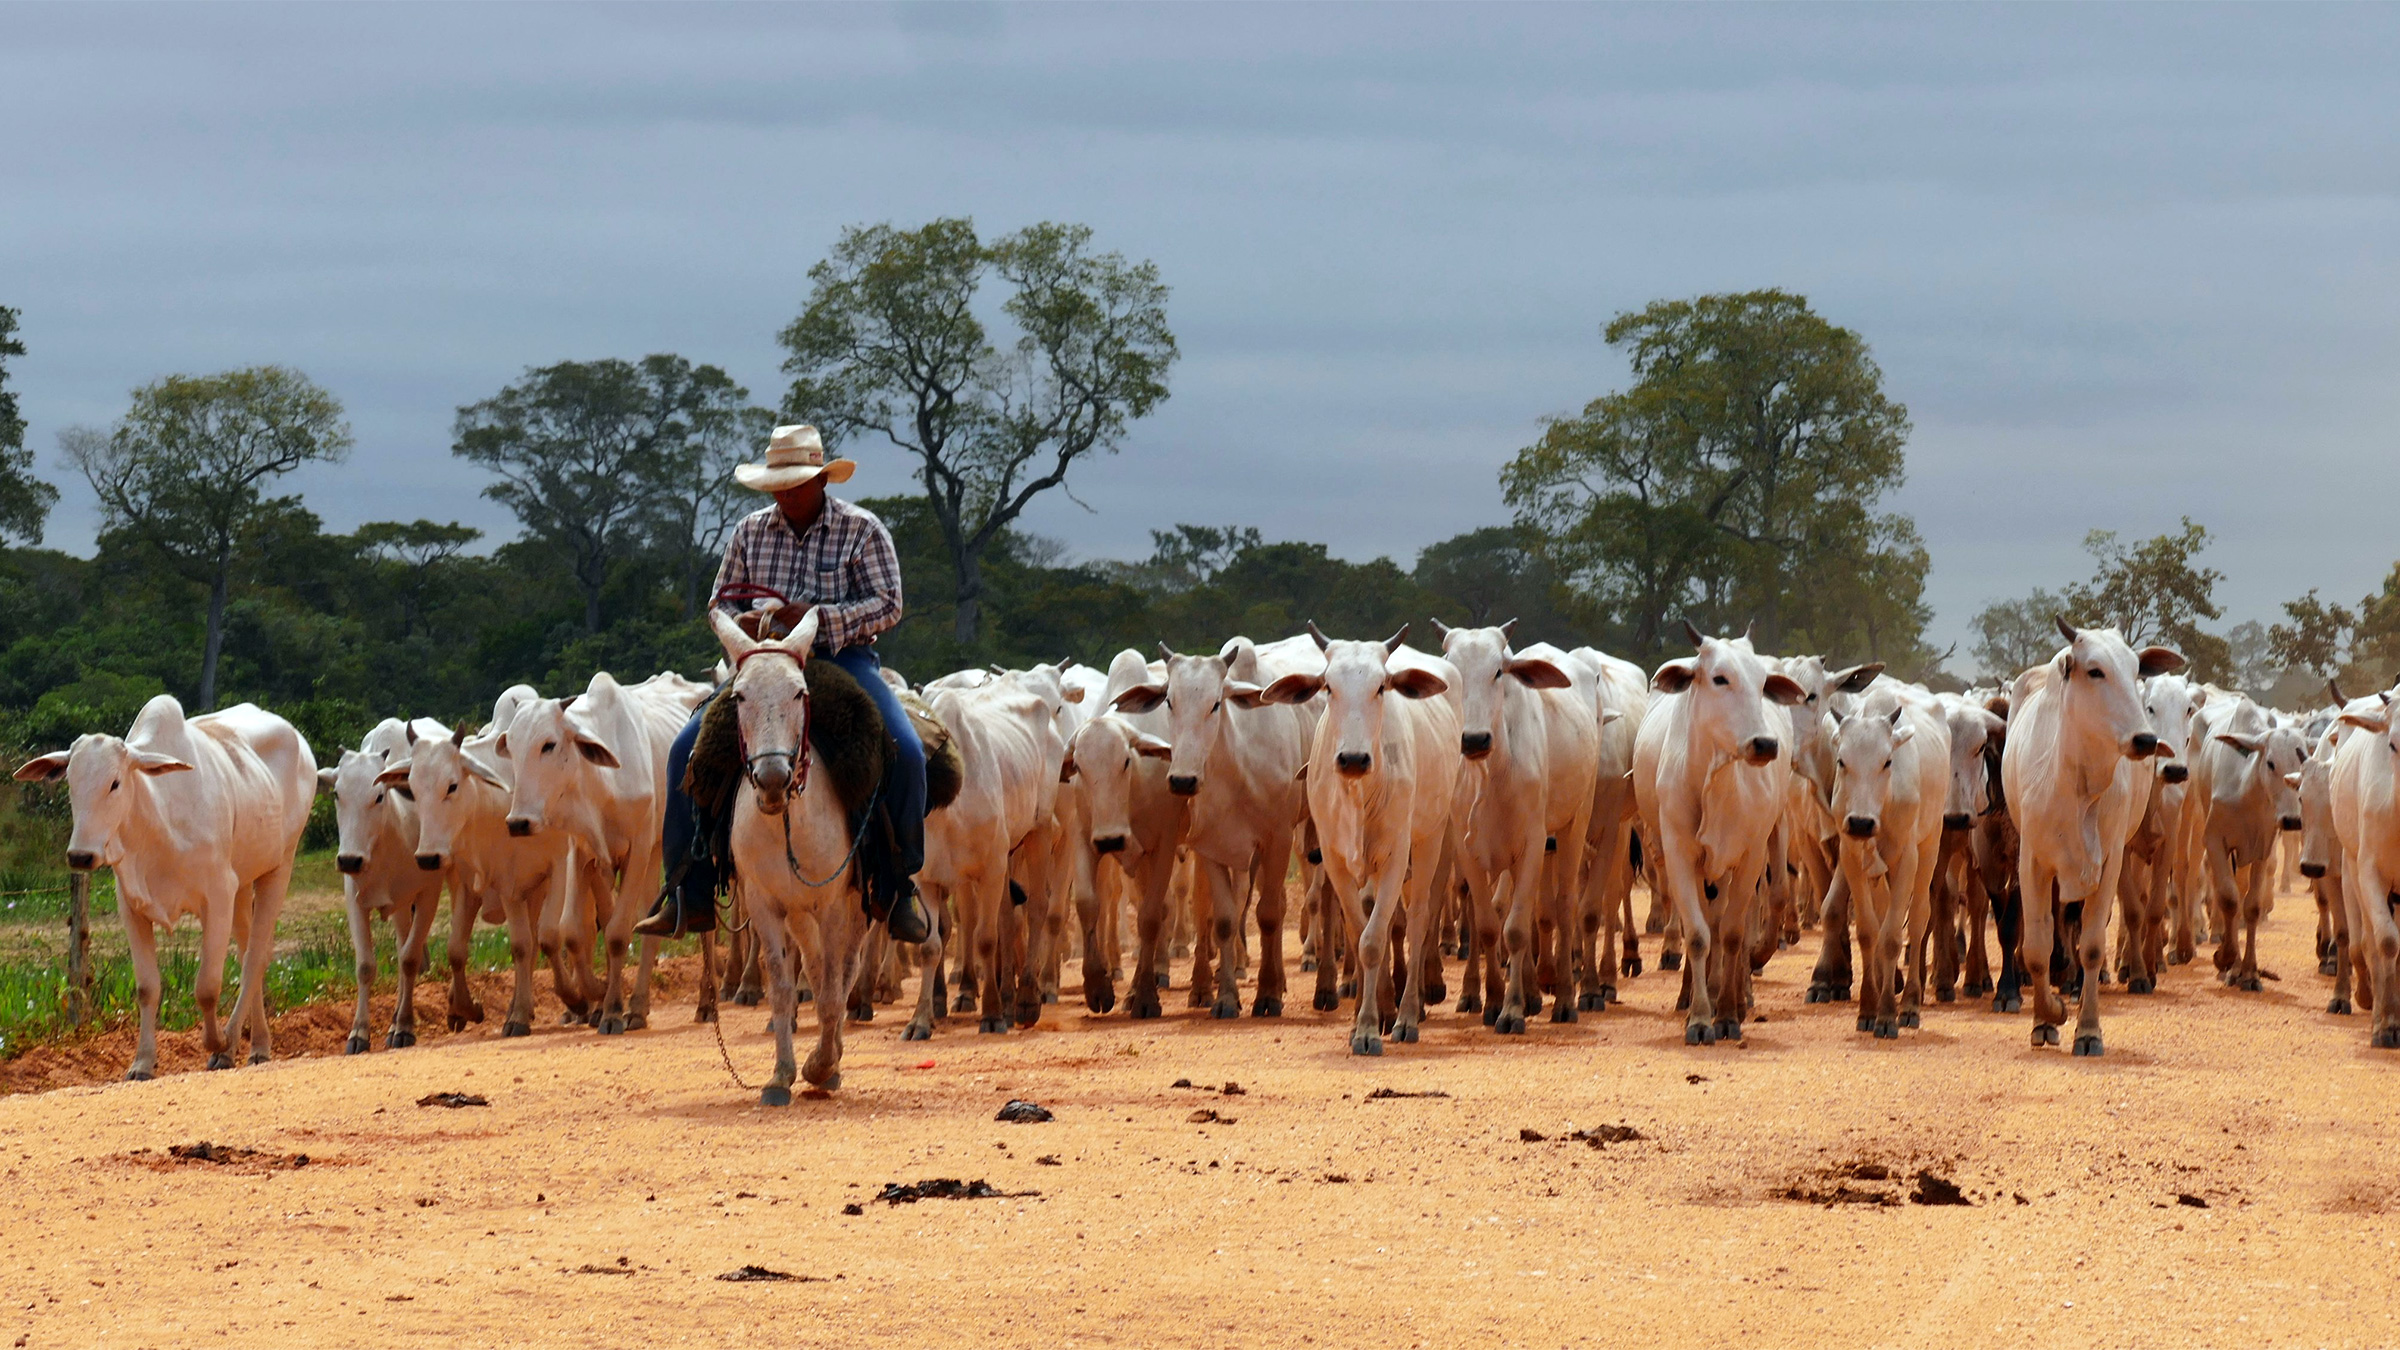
16, 606, 2397, 1104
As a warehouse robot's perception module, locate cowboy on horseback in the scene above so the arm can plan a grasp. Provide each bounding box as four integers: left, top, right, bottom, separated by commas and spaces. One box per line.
636, 424, 933, 945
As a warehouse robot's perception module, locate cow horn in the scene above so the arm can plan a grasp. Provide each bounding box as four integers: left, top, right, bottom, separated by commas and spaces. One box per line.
405, 722, 417, 746
1158, 640, 1183, 660
1382, 623, 1410, 655
1682, 619, 1706, 649
1429, 617, 1452, 639
1306, 621, 1331, 652
2329, 678, 2348, 707
1498, 617, 1518, 640
1742, 618, 1755, 642
2054, 614, 2079, 643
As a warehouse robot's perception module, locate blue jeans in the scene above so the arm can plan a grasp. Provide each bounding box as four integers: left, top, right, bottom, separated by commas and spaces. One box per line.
663, 645, 926, 919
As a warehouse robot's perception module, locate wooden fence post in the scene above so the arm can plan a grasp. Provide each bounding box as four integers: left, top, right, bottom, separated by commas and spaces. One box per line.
66, 872, 93, 1026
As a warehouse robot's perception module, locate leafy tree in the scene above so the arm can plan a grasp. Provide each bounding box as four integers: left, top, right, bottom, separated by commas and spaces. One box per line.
1502, 290, 1920, 663
647, 394, 774, 617
2223, 619, 2277, 695
62, 366, 351, 709
356, 520, 482, 639
1412, 525, 1586, 637
455, 354, 763, 635
1100, 524, 1265, 596
0, 307, 59, 545
781, 218, 1177, 646
2058, 518, 2228, 680
1969, 587, 2070, 683
2269, 587, 2355, 677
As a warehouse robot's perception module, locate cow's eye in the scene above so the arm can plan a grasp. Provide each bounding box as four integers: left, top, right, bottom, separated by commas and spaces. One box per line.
2146, 705, 2154, 714
447, 783, 458, 796
2088, 669, 2105, 680
1805, 694, 1817, 704
1212, 700, 1222, 713
1712, 675, 1729, 687
542, 741, 557, 754
109, 779, 119, 792
373, 791, 383, 805
1836, 759, 1845, 770
1883, 759, 1892, 770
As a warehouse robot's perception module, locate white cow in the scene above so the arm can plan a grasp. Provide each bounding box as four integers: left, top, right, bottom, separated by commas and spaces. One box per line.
1631, 625, 1806, 1044
2330, 686, 2400, 1048
1925, 691, 2009, 1002
16, 697, 315, 1079
1999, 618, 2182, 1056
1826, 683, 1950, 1037
1261, 625, 1458, 1054
1110, 636, 1311, 1019
497, 670, 706, 1033
2189, 692, 2307, 991
1061, 650, 1187, 1017
318, 717, 446, 1053
1567, 647, 1650, 1007
920, 668, 1061, 1035
1437, 622, 1599, 1032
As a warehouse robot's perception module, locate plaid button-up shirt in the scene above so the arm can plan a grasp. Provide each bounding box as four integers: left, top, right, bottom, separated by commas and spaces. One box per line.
710, 498, 903, 654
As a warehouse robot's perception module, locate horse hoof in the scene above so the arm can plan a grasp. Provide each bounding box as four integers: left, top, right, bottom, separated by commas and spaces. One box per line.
1495, 1013, 1526, 1035
978, 1018, 1009, 1034
1659, 952, 1682, 971
760, 1085, 792, 1107
2329, 998, 2353, 1016
1350, 1032, 1384, 1057
695, 1006, 718, 1024
1393, 1023, 1419, 1044
1715, 1018, 1742, 1042
1899, 1011, 1920, 1029
206, 1053, 233, 1071
2071, 1034, 2104, 1058
502, 1021, 532, 1038
903, 1022, 932, 1041
1578, 992, 1605, 1012
385, 1030, 416, 1050
345, 1036, 370, 1056
2033, 1023, 2060, 1047
1684, 1023, 1715, 1046
1252, 997, 1283, 1018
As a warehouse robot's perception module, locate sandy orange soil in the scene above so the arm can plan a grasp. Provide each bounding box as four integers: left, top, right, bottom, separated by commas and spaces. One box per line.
3, 886, 2397, 1349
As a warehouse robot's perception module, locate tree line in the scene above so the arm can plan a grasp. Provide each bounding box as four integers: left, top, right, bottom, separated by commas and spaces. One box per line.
12, 217, 2231, 770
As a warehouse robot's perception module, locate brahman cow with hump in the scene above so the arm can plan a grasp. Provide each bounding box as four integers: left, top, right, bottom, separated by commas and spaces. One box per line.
1261, 624, 1459, 1054
1111, 635, 1311, 1019
1999, 617, 2182, 1056
319, 717, 447, 1053
17, 696, 316, 1080
2188, 692, 2307, 992
1632, 623, 1806, 1044
2328, 685, 2400, 1047
1566, 646, 1648, 1009
1826, 683, 1951, 1037
1436, 621, 1599, 1032
1061, 649, 1187, 1018
496, 669, 707, 1035
920, 664, 1062, 1036
2115, 671, 2206, 989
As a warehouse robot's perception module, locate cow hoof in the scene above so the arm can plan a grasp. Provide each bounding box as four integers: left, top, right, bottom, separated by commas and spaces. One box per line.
795, 989, 815, 1004
850, 1005, 876, 1023
1131, 996, 1162, 1020
385, 1030, 416, 1050
558, 1011, 581, 1026
2238, 976, 2262, 993
1525, 991, 1544, 1019
903, 1022, 933, 1041
345, 1036, 370, 1056
1808, 987, 1829, 1005
1154, 971, 1170, 989
1350, 1032, 1384, 1057
1300, 958, 1317, 973
1186, 988, 1214, 1010
1714, 1018, 1742, 1042
1337, 980, 1358, 999
1659, 952, 1682, 971
1494, 1013, 1526, 1036
1856, 1015, 1874, 1033
2329, 998, 2354, 1016
760, 1085, 793, 1107
249, 1050, 271, 1066
1935, 987, 1956, 1004
125, 1069, 153, 1082
206, 1053, 233, 1071
1621, 956, 1643, 977
449, 1016, 469, 1033
1311, 989, 1339, 1012
1424, 981, 1447, 1005
733, 989, 764, 1007
1578, 992, 1606, 1012
2131, 976, 2155, 995
1482, 1004, 1501, 1028
1012, 1006, 1039, 1030
978, 1017, 1009, 1034
1899, 1011, 1920, 1029
695, 1005, 718, 1024
626, 1013, 649, 1031
1040, 991, 1059, 1005
1205, 997, 1237, 1020
2372, 1025, 2400, 1049
1393, 1023, 1419, 1044
597, 1015, 627, 1036
1551, 1003, 1576, 1024
1252, 997, 1283, 1018
953, 993, 977, 1013
2166, 951, 2192, 966
2071, 1034, 2104, 1058
1873, 1019, 1897, 1040
2033, 1023, 2060, 1047
502, 1021, 532, 1038
1993, 993, 2023, 1014
1684, 1023, 1715, 1046
1456, 994, 1481, 1015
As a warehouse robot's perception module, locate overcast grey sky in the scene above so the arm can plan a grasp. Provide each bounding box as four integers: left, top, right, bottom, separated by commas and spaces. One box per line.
4, 3, 2396, 654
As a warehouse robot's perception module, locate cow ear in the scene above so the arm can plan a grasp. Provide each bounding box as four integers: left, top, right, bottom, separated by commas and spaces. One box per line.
1059, 749, 1078, 783
1600, 708, 1623, 725
12, 751, 69, 783
2339, 712, 2391, 734
1830, 662, 1882, 695
1503, 656, 1572, 690
374, 762, 414, 788
1112, 684, 1167, 716
1387, 666, 1448, 700
1259, 672, 1326, 705
1891, 723, 1915, 748
132, 751, 193, 775
2215, 733, 2262, 757
2137, 646, 2187, 678
1652, 660, 1696, 694
1225, 679, 1266, 710
573, 736, 621, 768
461, 752, 508, 787
1761, 674, 1806, 707
1983, 694, 2010, 719
316, 766, 339, 796
2283, 772, 2302, 790
1062, 684, 1087, 704
1132, 733, 1174, 759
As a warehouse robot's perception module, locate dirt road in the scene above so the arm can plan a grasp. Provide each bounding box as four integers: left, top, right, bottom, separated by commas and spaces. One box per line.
4, 894, 2395, 1349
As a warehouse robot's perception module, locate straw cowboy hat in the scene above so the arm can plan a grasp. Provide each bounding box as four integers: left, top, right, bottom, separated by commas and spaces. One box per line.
734, 424, 856, 492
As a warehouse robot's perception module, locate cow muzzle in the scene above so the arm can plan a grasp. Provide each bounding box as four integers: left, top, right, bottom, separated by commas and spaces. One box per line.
1335, 751, 1373, 778
1167, 774, 1199, 797
2129, 733, 2159, 759
2281, 815, 2304, 832
415, 853, 444, 872
1942, 813, 1971, 832
1460, 731, 1493, 759
1745, 736, 1780, 765
2161, 763, 2189, 784
65, 850, 96, 872
506, 818, 535, 838
1092, 834, 1127, 855
2300, 861, 2328, 879
1844, 815, 1878, 840
337, 854, 366, 874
